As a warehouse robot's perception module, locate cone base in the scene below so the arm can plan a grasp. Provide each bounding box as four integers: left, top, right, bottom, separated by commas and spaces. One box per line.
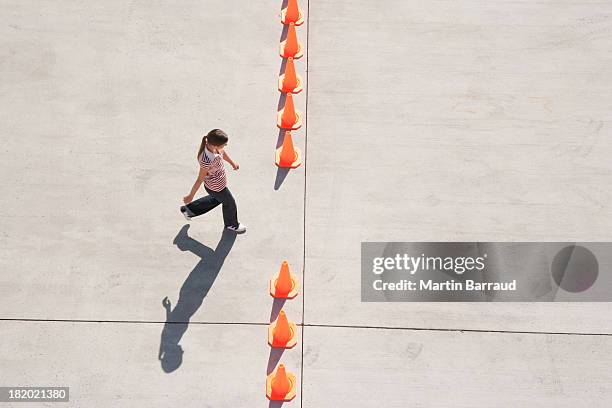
275, 146, 302, 169
266, 371, 297, 401
279, 41, 304, 59
268, 321, 298, 349
278, 74, 303, 94
277, 110, 302, 130
269, 276, 299, 299
281, 9, 305, 26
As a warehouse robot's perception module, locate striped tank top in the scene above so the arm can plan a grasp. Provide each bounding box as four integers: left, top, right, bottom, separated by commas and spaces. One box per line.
199, 147, 227, 192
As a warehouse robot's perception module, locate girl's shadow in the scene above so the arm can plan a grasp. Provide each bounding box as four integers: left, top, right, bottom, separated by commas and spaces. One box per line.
158, 224, 237, 373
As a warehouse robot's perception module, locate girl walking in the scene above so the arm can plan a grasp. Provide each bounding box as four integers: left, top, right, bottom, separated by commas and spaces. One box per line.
180, 129, 246, 233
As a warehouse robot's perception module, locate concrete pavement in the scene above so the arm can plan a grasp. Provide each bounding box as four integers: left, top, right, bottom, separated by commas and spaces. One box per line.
1, 0, 612, 406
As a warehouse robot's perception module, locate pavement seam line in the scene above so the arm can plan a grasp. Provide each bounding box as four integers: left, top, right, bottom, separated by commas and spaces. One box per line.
302, 323, 612, 337
1, 319, 609, 336
0, 318, 269, 326
300, 0, 310, 406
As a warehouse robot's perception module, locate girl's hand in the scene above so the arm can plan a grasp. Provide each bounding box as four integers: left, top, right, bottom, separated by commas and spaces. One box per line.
183, 195, 193, 204
232, 162, 239, 170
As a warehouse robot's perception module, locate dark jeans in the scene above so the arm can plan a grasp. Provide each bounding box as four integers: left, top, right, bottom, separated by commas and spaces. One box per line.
185, 186, 239, 228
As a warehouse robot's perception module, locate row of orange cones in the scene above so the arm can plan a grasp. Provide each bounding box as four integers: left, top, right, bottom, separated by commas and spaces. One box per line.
267, 261, 300, 401
267, 1, 304, 401
275, 0, 304, 169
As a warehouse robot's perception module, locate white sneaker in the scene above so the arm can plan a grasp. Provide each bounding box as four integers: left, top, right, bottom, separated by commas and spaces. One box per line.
180, 206, 192, 221
226, 223, 247, 233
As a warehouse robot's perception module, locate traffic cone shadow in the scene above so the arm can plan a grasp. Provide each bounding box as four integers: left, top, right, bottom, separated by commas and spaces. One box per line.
279, 22, 289, 43
276, 128, 287, 149
277, 92, 287, 113
274, 129, 289, 190
267, 347, 285, 375
270, 297, 287, 322
278, 57, 288, 77
274, 135, 290, 190
274, 167, 290, 190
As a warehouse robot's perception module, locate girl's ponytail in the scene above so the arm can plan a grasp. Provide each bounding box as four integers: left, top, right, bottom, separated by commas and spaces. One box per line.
197, 135, 207, 160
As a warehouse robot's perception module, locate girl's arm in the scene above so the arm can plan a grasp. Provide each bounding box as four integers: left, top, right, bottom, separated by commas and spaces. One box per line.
222, 150, 239, 170
183, 166, 207, 203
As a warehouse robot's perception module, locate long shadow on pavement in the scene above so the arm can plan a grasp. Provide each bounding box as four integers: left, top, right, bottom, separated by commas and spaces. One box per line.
158, 224, 237, 373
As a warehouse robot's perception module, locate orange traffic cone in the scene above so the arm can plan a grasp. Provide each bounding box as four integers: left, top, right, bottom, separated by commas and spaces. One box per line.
275, 132, 302, 169
281, 0, 304, 26
266, 364, 297, 401
268, 310, 298, 348
280, 23, 303, 59
278, 57, 303, 94
270, 260, 299, 298
277, 93, 302, 130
